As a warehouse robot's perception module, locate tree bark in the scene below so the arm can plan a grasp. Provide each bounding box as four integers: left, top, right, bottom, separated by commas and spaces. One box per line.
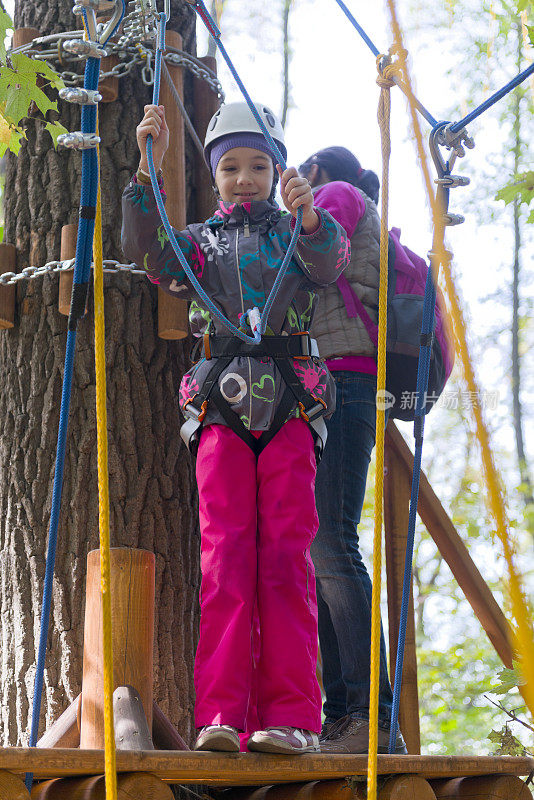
510, 18, 534, 533
0, 0, 201, 752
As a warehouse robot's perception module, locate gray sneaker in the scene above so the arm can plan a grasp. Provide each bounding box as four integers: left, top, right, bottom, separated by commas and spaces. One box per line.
194, 724, 240, 752
319, 715, 408, 754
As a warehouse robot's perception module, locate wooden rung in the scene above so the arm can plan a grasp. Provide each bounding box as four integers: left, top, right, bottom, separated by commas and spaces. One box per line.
37, 695, 80, 749
430, 774, 533, 799
31, 772, 173, 799
58, 224, 78, 317
1, 750, 533, 785
0, 243, 16, 329
0, 770, 30, 799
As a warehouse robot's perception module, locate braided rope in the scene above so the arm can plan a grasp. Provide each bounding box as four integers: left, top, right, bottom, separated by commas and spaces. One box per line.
366, 51, 399, 800
94, 115, 118, 800
386, 0, 534, 715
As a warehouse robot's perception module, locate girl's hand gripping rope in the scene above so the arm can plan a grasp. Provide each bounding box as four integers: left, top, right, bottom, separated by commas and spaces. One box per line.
136, 104, 169, 174
277, 165, 319, 234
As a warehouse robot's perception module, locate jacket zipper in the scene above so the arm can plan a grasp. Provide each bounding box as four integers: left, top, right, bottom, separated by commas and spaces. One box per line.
243, 213, 250, 238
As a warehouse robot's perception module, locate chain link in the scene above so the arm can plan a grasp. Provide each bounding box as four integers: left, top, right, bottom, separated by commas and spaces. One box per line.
9, 33, 224, 99
0, 260, 147, 286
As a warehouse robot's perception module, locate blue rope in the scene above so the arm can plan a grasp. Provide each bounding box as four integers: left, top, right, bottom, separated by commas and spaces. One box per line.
151, 1, 303, 343
333, 0, 438, 127
387, 262, 438, 754
25, 52, 102, 792
449, 61, 534, 134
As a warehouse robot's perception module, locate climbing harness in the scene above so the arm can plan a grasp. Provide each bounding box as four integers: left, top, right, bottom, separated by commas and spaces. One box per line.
145, 1, 304, 345
181, 331, 328, 460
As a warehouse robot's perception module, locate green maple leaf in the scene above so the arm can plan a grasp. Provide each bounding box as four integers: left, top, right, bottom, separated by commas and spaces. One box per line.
493, 663, 526, 694
44, 120, 69, 148
488, 726, 527, 756
0, 9, 14, 63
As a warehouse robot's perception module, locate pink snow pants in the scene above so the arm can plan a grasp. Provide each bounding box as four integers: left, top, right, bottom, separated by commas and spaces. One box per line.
194, 419, 322, 734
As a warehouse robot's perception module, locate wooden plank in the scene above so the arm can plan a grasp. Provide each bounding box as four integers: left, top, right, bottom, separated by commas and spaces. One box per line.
193, 55, 219, 223
384, 422, 513, 668
152, 703, 189, 751
1, 750, 532, 785
384, 441, 421, 754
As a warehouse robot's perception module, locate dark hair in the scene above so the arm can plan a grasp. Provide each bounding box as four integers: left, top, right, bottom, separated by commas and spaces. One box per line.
299, 146, 380, 205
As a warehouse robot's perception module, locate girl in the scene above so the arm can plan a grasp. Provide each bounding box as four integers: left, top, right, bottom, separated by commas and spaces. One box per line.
121, 104, 350, 754
298, 146, 407, 755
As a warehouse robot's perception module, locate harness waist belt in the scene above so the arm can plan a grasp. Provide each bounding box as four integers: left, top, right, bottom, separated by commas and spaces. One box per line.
203, 332, 319, 360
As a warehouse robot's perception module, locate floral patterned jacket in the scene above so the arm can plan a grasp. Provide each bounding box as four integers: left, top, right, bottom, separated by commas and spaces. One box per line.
121, 177, 350, 432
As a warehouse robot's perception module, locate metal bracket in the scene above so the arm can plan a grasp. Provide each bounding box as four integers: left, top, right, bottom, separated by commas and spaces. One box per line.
435, 174, 470, 188
437, 122, 475, 159
58, 131, 101, 149
59, 87, 102, 104
443, 212, 465, 227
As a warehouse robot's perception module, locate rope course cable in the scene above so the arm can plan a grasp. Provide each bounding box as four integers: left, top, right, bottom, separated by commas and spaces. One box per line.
0, 259, 149, 285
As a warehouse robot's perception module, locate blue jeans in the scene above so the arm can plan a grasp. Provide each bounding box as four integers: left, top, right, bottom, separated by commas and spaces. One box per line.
311, 372, 393, 726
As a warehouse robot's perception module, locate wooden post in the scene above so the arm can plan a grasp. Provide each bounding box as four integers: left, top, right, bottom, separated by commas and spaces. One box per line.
194, 55, 219, 223
36, 695, 81, 749
384, 422, 421, 755
379, 775, 436, 799
30, 773, 173, 799
0, 244, 16, 329
58, 224, 78, 316
99, 55, 119, 103
430, 774, 533, 799
0, 771, 30, 800
157, 30, 189, 340
79, 548, 155, 749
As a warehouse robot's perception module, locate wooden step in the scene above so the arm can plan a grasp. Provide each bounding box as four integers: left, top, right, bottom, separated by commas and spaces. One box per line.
0, 750, 532, 786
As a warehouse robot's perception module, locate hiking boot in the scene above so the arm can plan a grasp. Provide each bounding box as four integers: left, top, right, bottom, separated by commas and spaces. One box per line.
194, 724, 240, 752
320, 717, 338, 739
319, 715, 408, 754
247, 727, 320, 754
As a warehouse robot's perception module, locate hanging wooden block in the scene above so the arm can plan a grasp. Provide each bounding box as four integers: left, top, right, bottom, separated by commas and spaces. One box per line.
99, 54, 119, 103
194, 55, 219, 223
157, 30, 189, 340
58, 224, 78, 316
0, 244, 16, 329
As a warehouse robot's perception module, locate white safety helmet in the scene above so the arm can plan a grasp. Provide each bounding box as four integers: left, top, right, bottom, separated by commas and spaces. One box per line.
204, 101, 287, 165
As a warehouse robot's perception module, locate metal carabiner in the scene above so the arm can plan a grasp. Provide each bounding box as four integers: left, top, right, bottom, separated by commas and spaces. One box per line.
98, 0, 125, 46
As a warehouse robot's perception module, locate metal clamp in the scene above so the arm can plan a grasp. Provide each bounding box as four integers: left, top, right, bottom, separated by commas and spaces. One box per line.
443, 212, 465, 227
73, 0, 116, 11
58, 131, 101, 149
435, 174, 470, 188
436, 122, 475, 159
59, 87, 102, 104
62, 39, 108, 58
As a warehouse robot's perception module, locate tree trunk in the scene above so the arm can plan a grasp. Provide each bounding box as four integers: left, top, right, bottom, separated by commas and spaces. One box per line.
281, 0, 292, 128
0, 0, 200, 751
510, 18, 534, 533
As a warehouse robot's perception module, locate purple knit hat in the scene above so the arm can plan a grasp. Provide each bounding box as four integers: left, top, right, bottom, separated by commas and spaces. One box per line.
209, 133, 277, 177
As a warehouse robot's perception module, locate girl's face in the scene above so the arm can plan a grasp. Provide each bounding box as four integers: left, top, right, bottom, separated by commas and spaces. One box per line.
215, 147, 274, 205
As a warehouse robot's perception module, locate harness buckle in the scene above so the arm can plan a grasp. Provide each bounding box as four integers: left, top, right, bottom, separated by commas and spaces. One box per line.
183, 395, 208, 422
298, 397, 327, 422
291, 331, 315, 359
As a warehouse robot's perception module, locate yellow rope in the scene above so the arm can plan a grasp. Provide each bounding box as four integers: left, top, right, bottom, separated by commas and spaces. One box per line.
367, 52, 400, 800
386, 0, 534, 716
94, 114, 118, 800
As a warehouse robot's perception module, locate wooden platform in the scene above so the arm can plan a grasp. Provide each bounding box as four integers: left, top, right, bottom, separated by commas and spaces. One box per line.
0, 750, 532, 786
